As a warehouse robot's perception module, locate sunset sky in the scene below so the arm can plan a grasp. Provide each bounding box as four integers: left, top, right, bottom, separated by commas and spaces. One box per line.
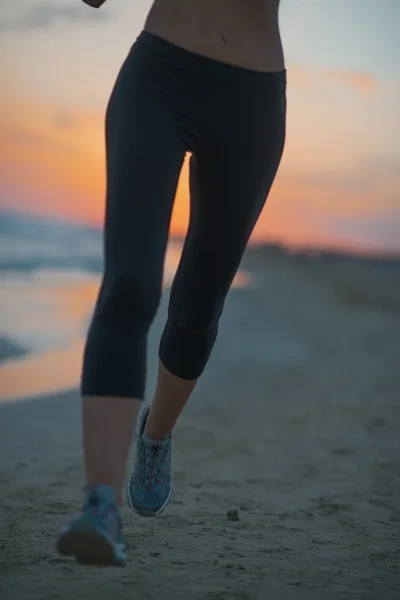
1, 0, 399, 254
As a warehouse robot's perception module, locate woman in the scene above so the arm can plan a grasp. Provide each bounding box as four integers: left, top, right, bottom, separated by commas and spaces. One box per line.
57, 0, 286, 566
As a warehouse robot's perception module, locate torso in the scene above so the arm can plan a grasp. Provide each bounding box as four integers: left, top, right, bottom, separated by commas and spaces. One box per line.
144, 0, 284, 72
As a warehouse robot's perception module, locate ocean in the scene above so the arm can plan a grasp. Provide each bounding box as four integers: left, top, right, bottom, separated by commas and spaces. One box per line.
0, 211, 184, 402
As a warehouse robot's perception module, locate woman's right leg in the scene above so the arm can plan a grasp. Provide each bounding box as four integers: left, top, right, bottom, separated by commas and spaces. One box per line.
57, 43, 185, 565
81, 54, 185, 506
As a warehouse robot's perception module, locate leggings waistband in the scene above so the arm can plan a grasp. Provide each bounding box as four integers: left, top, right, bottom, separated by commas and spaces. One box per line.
136, 30, 286, 87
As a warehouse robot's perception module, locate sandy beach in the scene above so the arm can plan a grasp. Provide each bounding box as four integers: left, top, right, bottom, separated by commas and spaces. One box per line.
1, 247, 399, 600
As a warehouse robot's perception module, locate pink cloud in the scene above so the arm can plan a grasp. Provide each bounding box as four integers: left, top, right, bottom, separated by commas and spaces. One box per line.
289, 64, 377, 94
321, 68, 376, 94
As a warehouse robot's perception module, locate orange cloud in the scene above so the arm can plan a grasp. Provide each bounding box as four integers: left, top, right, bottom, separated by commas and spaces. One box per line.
288, 64, 377, 94
0, 96, 106, 221
321, 68, 376, 94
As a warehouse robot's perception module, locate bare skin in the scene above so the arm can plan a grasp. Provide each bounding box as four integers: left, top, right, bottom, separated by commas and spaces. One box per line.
145, 0, 284, 72
81, 0, 284, 503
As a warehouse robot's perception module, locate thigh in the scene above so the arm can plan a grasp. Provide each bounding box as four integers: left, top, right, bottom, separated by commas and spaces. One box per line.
103, 47, 186, 291
167, 106, 285, 330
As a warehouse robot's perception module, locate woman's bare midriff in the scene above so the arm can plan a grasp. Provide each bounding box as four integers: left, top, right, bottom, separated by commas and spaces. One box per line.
144, 0, 285, 72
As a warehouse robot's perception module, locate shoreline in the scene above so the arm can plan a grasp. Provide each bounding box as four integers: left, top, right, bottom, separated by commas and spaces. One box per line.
2, 208, 400, 264
1, 245, 399, 404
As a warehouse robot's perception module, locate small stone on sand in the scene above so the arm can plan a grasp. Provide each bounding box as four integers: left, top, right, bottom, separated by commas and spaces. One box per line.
226, 509, 239, 522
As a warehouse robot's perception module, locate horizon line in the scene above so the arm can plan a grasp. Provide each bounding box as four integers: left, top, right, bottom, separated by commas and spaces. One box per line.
1, 206, 399, 262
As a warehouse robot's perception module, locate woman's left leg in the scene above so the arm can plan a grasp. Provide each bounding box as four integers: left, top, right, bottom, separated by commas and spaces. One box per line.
151, 143, 285, 436
127, 80, 286, 514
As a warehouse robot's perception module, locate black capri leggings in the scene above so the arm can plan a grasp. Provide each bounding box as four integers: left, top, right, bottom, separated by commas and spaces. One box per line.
81, 31, 286, 399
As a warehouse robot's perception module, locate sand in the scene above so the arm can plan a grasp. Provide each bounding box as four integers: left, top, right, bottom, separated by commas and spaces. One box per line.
1, 249, 400, 600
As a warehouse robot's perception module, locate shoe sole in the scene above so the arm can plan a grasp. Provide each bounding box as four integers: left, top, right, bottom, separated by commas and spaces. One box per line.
126, 482, 172, 518
56, 520, 126, 567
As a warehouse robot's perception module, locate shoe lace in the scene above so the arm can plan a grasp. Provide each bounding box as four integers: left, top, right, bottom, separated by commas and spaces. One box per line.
134, 443, 170, 489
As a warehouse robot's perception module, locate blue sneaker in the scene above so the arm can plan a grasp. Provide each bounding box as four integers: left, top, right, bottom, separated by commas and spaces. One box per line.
126, 407, 172, 517
56, 484, 126, 566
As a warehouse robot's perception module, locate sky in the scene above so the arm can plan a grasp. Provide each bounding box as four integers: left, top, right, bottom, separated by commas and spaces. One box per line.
1, 0, 399, 255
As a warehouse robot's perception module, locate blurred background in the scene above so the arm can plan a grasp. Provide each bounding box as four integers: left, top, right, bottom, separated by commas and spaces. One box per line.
0, 0, 399, 401
1, 4, 400, 596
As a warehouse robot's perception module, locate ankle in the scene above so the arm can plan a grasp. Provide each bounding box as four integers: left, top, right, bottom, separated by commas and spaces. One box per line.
143, 427, 171, 441
142, 421, 171, 441
85, 482, 117, 500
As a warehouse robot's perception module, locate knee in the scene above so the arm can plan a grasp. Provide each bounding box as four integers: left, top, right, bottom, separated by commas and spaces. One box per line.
95, 270, 161, 327
172, 301, 223, 336
159, 314, 220, 381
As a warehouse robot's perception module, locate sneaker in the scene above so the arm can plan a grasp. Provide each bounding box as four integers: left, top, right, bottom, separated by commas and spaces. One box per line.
56, 484, 126, 567
126, 406, 172, 517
